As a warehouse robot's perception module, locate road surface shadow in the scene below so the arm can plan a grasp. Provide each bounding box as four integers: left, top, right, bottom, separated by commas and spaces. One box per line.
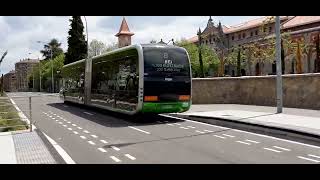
47, 102, 184, 128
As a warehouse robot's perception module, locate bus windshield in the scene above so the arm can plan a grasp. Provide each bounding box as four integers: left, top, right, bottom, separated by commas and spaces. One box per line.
143, 47, 190, 77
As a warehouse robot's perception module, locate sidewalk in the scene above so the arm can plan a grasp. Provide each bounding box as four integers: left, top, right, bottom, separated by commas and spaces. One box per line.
0, 129, 65, 164
174, 104, 320, 137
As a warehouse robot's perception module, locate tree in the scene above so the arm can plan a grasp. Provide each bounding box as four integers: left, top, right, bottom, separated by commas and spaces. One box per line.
103, 42, 118, 53
65, 16, 87, 65
88, 39, 106, 58
176, 40, 219, 77
40, 39, 63, 60
150, 39, 157, 44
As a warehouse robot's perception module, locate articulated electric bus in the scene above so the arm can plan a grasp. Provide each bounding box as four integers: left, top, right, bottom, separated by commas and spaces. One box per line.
60, 44, 192, 115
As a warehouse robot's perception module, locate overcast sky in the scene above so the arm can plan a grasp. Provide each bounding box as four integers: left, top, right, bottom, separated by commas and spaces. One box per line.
0, 16, 262, 74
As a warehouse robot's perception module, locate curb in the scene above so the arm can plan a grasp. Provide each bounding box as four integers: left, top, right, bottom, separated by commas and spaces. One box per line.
7, 95, 76, 164
170, 114, 320, 147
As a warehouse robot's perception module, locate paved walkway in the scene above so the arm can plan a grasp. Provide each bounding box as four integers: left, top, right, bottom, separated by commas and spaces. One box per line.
176, 104, 320, 136
0, 130, 64, 164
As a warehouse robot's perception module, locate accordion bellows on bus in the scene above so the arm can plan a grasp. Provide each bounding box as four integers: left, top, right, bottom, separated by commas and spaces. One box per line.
60, 44, 192, 115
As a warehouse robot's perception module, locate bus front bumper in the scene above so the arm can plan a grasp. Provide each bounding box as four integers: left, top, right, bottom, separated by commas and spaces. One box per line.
141, 102, 191, 114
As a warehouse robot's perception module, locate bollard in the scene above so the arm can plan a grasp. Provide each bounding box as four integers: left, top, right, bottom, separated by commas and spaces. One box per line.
29, 96, 32, 132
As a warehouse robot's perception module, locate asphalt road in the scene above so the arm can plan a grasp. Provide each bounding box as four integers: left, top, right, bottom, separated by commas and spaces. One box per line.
7, 92, 320, 164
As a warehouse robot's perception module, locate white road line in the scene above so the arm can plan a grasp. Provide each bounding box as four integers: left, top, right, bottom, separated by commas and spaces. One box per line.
308, 154, 320, 159
111, 146, 120, 151
236, 141, 251, 145
88, 141, 95, 145
67, 122, 71, 124
58, 122, 63, 124
55, 120, 59, 122
49, 116, 52, 118
161, 115, 229, 130
77, 127, 83, 130
53, 114, 56, 116
57, 116, 60, 118
83, 130, 90, 134
273, 146, 291, 151
245, 139, 260, 144
98, 148, 107, 153
125, 154, 136, 160
100, 140, 108, 144
297, 156, 320, 163
180, 127, 189, 130
110, 156, 121, 163
63, 125, 67, 127
72, 124, 77, 126
91, 135, 98, 138
187, 126, 196, 129
196, 130, 205, 134
214, 135, 226, 139
84, 112, 94, 115
128, 126, 151, 134
232, 129, 320, 149
52, 118, 55, 120
80, 136, 86, 139
263, 148, 281, 153
163, 115, 320, 150
222, 134, 235, 138
174, 123, 181, 126
68, 128, 72, 131
167, 124, 174, 126
73, 131, 79, 135
204, 130, 213, 133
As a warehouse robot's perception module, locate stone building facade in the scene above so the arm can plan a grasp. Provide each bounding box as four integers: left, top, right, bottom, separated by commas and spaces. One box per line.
188, 16, 320, 76
15, 58, 39, 91
3, 70, 17, 92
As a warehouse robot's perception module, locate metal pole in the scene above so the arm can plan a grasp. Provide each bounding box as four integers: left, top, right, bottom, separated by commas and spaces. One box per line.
51, 48, 54, 93
29, 96, 32, 132
39, 61, 41, 92
275, 16, 283, 113
83, 16, 89, 57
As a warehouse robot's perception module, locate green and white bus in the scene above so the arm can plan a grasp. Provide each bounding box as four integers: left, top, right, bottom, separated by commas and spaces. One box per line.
60, 44, 192, 115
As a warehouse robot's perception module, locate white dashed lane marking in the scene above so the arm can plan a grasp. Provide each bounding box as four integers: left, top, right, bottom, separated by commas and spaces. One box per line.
77, 127, 83, 130
167, 124, 174, 126
100, 140, 108, 144
273, 146, 291, 151
73, 131, 79, 135
180, 127, 189, 130
128, 126, 151, 134
236, 141, 251, 145
297, 156, 320, 163
67, 122, 71, 124
63, 125, 67, 127
263, 148, 281, 153
68, 128, 73, 131
308, 154, 320, 159
91, 135, 98, 138
195, 130, 205, 134
187, 126, 196, 129
213, 135, 226, 139
110, 156, 121, 163
80, 136, 87, 139
111, 146, 120, 151
98, 148, 107, 153
83, 130, 90, 134
203, 130, 213, 133
174, 123, 181, 126
72, 124, 77, 127
125, 154, 136, 160
58, 122, 63, 124
222, 134, 235, 138
245, 139, 260, 144
88, 141, 95, 145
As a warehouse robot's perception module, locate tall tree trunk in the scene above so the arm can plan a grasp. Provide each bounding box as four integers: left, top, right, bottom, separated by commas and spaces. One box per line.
237, 48, 241, 77
281, 39, 285, 74
316, 33, 320, 72
198, 45, 204, 78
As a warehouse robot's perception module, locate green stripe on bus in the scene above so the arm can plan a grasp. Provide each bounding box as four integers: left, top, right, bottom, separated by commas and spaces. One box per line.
141, 102, 190, 113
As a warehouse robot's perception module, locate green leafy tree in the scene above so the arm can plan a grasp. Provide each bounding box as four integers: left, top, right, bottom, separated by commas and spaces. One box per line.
65, 16, 87, 65
40, 39, 63, 60
176, 40, 219, 77
103, 42, 118, 53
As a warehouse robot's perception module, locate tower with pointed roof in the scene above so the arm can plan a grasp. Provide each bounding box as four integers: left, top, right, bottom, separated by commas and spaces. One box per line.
115, 17, 134, 48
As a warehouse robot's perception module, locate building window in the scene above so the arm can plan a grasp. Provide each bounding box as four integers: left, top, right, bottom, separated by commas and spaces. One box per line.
269, 26, 272, 33
206, 40, 208, 44
232, 36, 234, 40
238, 34, 241, 40
255, 30, 258, 35
250, 32, 253, 37
209, 39, 212, 44
243, 33, 246, 38
263, 27, 267, 33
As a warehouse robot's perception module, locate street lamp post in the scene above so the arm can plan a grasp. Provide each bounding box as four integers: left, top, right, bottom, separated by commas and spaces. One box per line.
82, 16, 90, 104
275, 16, 283, 113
